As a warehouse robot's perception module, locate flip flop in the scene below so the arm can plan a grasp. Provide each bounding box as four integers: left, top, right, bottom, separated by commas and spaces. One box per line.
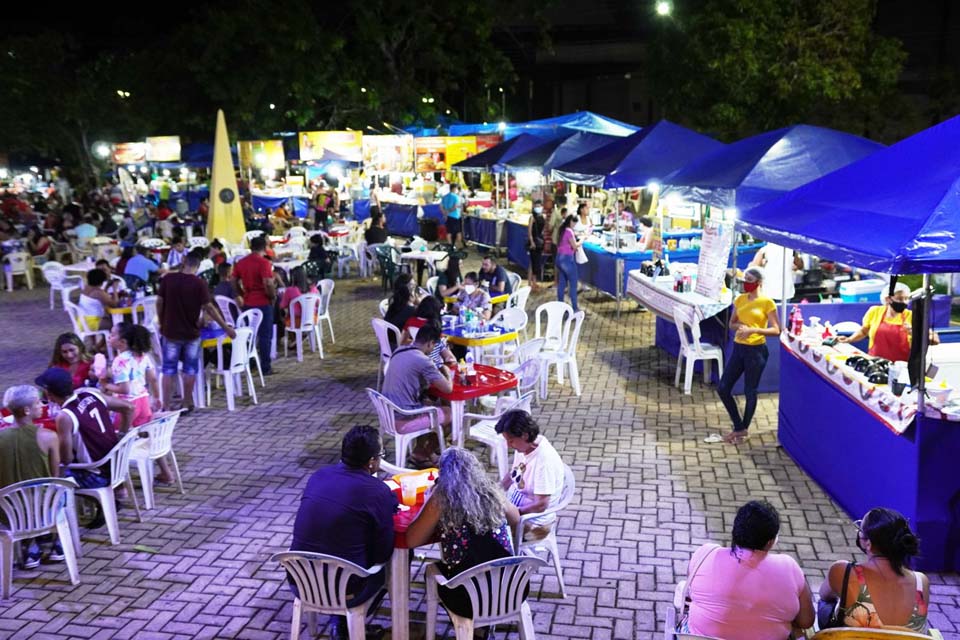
703, 434, 724, 444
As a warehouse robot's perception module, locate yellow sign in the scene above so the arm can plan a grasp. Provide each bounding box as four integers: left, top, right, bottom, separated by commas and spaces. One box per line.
238, 140, 286, 170
145, 136, 182, 162
445, 137, 478, 167
414, 136, 477, 173
362, 135, 414, 173
206, 111, 246, 244
299, 131, 362, 162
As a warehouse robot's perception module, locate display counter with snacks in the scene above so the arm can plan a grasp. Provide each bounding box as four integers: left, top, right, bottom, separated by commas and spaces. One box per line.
778, 330, 960, 571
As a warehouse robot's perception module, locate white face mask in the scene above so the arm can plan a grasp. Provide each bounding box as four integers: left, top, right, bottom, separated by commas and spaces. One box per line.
533, 206, 543, 214
464, 284, 477, 295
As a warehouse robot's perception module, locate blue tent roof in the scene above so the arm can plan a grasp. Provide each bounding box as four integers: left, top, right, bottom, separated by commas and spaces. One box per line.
552, 120, 724, 188
502, 132, 620, 175
448, 111, 639, 140
452, 134, 547, 173
739, 115, 960, 274
663, 124, 885, 211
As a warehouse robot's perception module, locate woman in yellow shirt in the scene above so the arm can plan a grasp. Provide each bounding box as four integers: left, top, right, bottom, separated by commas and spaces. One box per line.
838, 282, 938, 361
716, 267, 781, 444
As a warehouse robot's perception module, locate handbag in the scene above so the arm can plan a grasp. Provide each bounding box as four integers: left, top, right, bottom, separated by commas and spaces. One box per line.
575, 246, 589, 264
675, 544, 721, 631
816, 561, 854, 630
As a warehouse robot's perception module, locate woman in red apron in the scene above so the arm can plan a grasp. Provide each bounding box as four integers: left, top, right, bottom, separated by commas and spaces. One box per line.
840, 282, 938, 360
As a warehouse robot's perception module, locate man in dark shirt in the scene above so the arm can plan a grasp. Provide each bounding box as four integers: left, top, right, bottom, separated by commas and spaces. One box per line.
157, 253, 235, 412
291, 426, 397, 635
364, 212, 388, 246
480, 256, 513, 296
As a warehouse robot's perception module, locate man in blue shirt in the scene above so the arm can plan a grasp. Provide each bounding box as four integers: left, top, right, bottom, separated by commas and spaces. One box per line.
73, 216, 98, 247
480, 256, 513, 296
291, 425, 397, 638
124, 246, 160, 285
440, 183, 464, 250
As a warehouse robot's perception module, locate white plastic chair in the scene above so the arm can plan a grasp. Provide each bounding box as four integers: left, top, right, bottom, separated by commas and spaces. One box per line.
285, 293, 323, 361
3, 251, 34, 291
537, 311, 584, 399
129, 411, 184, 510
0, 478, 81, 599
243, 230, 265, 246
285, 226, 308, 239
467, 392, 535, 478
372, 318, 401, 391
512, 463, 575, 599
366, 388, 445, 467
207, 327, 258, 411
66, 429, 143, 545
507, 271, 522, 294
425, 556, 547, 640
534, 301, 573, 353
317, 279, 335, 344
197, 258, 214, 273
485, 338, 545, 371
508, 285, 532, 314
133, 295, 159, 329
95, 243, 121, 262
215, 294, 241, 325
272, 551, 385, 640
65, 301, 114, 360
362, 242, 385, 279
41, 262, 83, 309
425, 276, 439, 297
138, 237, 166, 249
236, 308, 266, 386
188, 236, 210, 249
673, 308, 724, 395
378, 297, 390, 318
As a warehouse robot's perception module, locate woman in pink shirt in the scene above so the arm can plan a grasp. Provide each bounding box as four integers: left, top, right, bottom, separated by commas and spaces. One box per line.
555, 215, 581, 312
684, 501, 814, 639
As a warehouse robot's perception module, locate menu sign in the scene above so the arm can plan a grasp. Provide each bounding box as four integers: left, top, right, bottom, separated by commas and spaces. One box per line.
695, 219, 735, 299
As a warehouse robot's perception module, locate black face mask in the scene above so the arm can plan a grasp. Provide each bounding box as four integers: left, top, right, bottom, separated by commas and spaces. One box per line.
889, 300, 907, 314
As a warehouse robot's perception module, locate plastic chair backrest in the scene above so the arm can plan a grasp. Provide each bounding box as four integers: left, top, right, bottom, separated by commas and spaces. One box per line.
229, 327, 254, 371
272, 551, 377, 613
494, 389, 536, 415
91, 429, 142, 489
138, 411, 181, 458
366, 387, 400, 437
198, 258, 214, 273
236, 308, 263, 338
318, 279, 335, 315
215, 295, 240, 324
673, 307, 704, 356
139, 238, 165, 249
535, 301, 573, 349
189, 237, 210, 248
96, 244, 121, 261
42, 261, 66, 286
511, 360, 542, 395
426, 276, 439, 296
244, 230, 265, 244
134, 295, 158, 327
0, 478, 75, 539
507, 271, 522, 293
494, 307, 528, 333
289, 294, 321, 330
514, 338, 546, 364
508, 286, 532, 312
378, 298, 390, 318
286, 226, 307, 238
4, 251, 29, 273
372, 319, 401, 361
563, 311, 585, 357
230, 249, 251, 263
65, 301, 94, 334
438, 556, 547, 624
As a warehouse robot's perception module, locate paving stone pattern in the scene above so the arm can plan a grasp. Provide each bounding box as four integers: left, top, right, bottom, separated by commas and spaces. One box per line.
0, 263, 957, 640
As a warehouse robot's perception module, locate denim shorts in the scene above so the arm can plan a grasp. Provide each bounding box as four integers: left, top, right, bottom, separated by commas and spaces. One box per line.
161, 337, 202, 375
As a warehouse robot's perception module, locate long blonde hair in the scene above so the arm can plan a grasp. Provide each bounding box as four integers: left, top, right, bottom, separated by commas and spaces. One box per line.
433, 448, 507, 534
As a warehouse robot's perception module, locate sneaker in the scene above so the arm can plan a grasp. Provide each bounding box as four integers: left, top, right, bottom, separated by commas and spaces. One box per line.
47, 540, 65, 563
21, 544, 42, 569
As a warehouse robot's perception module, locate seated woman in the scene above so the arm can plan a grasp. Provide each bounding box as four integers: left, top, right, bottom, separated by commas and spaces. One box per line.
279, 266, 319, 329
683, 500, 814, 640
406, 447, 521, 618
77, 268, 120, 331
401, 297, 457, 367
436, 255, 462, 299
384, 273, 419, 346
50, 332, 99, 390
819, 508, 930, 634
25, 226, 51, 260
456, 272, 491, 321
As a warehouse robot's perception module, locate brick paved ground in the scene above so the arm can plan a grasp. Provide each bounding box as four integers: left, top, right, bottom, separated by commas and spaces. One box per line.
0, 260, 957, 640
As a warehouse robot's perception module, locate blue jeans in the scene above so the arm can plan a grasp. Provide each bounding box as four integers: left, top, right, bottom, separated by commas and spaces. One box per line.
717, 342, 769, 432
245, 304, 274, 373
556, 253, 579, 312
161, 337, 202, 375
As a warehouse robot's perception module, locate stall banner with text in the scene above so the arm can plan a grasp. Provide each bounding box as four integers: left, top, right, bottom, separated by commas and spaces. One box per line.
695, 219, 734, 299
113, 142, 146, 165
650, 206, 665, 259
238, 140, 286, 170
145, 136, 182, 162
362, 135, 414, 173
415, 136, 477, 172
475, 134, 503, 153
299, 131, 363, 162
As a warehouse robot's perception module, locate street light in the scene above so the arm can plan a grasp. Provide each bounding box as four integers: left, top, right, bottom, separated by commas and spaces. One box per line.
93, 143, 111, 159
360, 87, 367, 93
269, 103, 275, 110
655, 0, 672, 16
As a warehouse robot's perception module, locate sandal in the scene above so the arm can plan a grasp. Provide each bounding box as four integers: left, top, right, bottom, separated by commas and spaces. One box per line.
703, 433, 724, 444
722, 431, 749, 444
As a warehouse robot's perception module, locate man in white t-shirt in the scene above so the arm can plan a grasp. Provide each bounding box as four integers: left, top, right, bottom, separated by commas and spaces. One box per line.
495, 410, 565, 538
749, 243, 801, 301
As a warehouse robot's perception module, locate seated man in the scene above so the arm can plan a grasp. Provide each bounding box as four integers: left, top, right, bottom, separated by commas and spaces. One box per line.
73, 215, 99, 247
479, 256, 513, 296
495, 410, 565, 540
456, 272, 492, 321
124, 246, 161, 286
291, 425, 397, 640
364, 212, 388, 245
382, 323, 453, 467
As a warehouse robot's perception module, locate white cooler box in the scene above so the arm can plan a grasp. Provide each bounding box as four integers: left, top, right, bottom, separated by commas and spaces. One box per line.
839, 279, 886, 303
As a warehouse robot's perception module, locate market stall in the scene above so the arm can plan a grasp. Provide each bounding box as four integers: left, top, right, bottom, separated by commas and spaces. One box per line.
737, 114, 960, 572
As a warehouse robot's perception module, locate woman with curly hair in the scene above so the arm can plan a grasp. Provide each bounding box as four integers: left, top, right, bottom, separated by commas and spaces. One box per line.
50, 332, 98, 390
406, 447, 521, 617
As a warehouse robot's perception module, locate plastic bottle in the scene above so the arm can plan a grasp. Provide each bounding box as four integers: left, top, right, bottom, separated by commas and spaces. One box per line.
791, 306, 804, 336
458, 359, 467, 385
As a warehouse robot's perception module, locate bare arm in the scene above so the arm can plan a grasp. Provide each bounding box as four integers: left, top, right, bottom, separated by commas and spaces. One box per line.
405, 493, 440, 548
430, 367, 454, 394
519, 494, 550, 515
838, 324, 868, 344
39, 429, 61, 477
102, 395, 134, 434
56, 413, 74, 465
504, 501, 521, 529
794, 582, 815, 630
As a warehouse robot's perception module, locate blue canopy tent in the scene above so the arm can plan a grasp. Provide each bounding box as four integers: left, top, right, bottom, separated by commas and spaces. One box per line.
501, 132, 621, 175
735, 115, 960, 572
663, 124, 885, 212
552, 120, 724, 188
448, 111, 639, 140
451, 134, 547, 173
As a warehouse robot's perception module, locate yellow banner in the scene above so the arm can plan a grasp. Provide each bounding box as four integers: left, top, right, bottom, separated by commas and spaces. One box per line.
145, 136, 181, 162
299, 131, 362, 162
238, 140, 286, 170
414, 136, 477, 173
113, 143, 146, 165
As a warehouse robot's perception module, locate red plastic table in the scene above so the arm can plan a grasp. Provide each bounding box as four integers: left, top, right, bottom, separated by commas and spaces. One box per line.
430, 364, 517, 447
389, 498, 429, 640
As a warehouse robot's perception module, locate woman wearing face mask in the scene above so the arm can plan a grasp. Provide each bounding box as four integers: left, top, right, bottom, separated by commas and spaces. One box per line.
456, 272, 492, 321
527, 201, 546, 291
714, 266, 780, 444
682, 500, 814, 640
838, 282, 938, 361
818, 508, 929, 634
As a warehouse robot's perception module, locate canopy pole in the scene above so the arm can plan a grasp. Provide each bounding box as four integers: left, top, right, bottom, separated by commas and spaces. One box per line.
780, 249, 790, 330
616, 188, 623, 318
918, 274, 931, 415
